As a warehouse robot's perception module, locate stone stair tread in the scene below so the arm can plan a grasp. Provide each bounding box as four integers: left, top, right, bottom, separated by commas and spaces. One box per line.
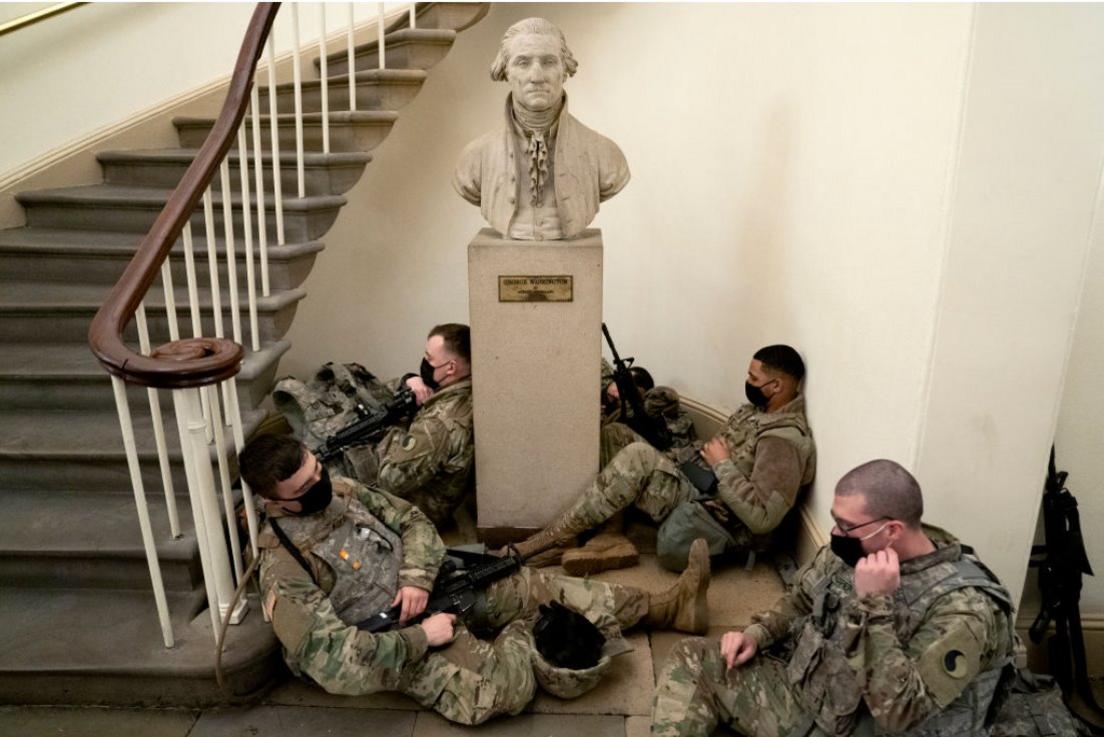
0, 340, 289, 382
0, 490, 197, 561
97, 148, 373, 166
0, 280, 305, 310
0, 586, 275, 676
0, 406, 266, 459
0, 227, 324, 258
173, 109, 399, 127
321, 27, 458, 64
16, 183, 345, 211
262, 66, 428, 91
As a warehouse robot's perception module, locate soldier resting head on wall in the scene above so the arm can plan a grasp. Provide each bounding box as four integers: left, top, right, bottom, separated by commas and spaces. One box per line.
650, 459, 1015, 737
239, 434, 715, 726
273, 323, 474, 529
510, 344, 816, 575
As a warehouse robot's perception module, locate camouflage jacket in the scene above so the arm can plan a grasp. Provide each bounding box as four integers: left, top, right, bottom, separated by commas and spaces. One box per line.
743, 527, 1014, 735
600, 359, 696, 451
376, 377, 474, 526
257, 476, 446, 694
682, 395, 815, 535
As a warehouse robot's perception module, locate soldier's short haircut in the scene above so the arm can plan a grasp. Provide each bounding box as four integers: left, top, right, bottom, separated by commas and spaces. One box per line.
836, 459, 924, 529
239, 434, 305, 499
489, 17, 579, 82
430, 323, 471, 362
754, 345, 805, 382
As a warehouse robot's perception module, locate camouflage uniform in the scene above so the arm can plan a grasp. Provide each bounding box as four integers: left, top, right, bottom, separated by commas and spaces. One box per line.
374, 378, 474, 528
538, 396, 814, 568
651, 527, 1015, 737
273, 364, 474, 528
656, 396, 815, 569
259, 477, 648, 726
599, 359, 697, 467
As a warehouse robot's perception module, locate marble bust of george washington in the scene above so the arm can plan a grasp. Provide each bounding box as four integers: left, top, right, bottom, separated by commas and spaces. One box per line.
452, 18, 630, 241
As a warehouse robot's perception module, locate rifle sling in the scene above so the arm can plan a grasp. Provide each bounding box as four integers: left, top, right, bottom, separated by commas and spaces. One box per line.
269, 518, 320, 588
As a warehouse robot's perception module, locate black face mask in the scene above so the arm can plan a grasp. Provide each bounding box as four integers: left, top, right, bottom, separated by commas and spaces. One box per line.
292, 467, 333, 516
830, 533, 867, 568
745, 381, 770, 409
419, 357, 442, 390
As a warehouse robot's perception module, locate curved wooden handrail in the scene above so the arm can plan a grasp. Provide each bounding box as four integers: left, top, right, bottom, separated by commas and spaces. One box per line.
88, 3, 280, 389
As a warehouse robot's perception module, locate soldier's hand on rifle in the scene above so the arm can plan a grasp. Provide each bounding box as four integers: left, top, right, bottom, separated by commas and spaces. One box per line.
720, 630, 758, 669
404, 376, 436, 406
419, 612, 457, 646
854, 547, 901, 598
393, 586, 430, 624
701, 437, 731, 467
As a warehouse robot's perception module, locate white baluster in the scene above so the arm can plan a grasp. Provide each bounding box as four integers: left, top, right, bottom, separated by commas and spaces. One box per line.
160, 260, 180, 343
205, 383, 243, 584
237, 124, 260, 352
266, 34, 285, 253
319, 3, 330, 154
171, 388, 225, 635
377, 3, 386, 70
250, 82, 270, 304
136, 302, 181, 539
178, 388, 245, 626
409, 2, 416, 29
112, 375, 174, 648
347, 3, 357, 112
181, 223, 203, 339
226, 379, 260, 562
219, 161, 242, 346
202, 189, 224, 340
291, 4, 306, 198
181, 222, 213, 437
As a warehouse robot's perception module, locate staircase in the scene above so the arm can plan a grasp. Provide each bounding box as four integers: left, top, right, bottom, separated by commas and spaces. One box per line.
0, 2, 489, 706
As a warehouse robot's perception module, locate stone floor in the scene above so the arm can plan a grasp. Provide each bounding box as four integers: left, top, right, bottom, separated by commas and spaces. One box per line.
0, 553, 785, 737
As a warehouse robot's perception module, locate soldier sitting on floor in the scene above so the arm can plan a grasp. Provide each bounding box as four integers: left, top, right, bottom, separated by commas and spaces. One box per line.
512, 345, 816, 575
651, 459, 1016, 737
240, 434, 713, 727
273, 323, 474, 529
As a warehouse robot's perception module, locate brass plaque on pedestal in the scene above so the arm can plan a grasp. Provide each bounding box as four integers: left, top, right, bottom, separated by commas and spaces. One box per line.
498, 275, 573, 302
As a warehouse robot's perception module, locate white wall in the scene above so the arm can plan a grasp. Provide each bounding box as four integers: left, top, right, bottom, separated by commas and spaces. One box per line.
283, 3, 1104, 606
0, 2, 401, 178
1052, 163, 1104, 613
912, 4, 1104, 605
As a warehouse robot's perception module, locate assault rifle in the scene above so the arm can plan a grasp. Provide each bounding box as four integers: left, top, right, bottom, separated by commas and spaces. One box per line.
601, 323, 672, 451
315, 386, 419, 463
358, 547, 525, 633
1029, 446, 1104, 723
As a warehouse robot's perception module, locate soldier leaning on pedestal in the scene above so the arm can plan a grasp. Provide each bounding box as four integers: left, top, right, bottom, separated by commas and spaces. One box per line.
273, 323, 474, 529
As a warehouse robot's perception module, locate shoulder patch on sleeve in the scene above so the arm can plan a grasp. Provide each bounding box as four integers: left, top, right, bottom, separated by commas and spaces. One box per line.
918, 623, 985, 706
401, 434, 418, 452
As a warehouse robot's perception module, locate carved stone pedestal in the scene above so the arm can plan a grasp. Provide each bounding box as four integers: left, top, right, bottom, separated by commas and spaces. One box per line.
467, 228, 603, 544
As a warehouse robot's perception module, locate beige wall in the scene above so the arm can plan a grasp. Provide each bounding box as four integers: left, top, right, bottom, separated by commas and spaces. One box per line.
0, 2, 402, 179
284, 3, 1104, 607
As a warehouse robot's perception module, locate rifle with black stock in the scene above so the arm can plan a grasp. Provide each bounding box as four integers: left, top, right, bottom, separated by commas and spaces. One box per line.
1029, 445, 1104, 726
315, 386, 419, 463
601, 323, 672, 451
357, 546, 536, 634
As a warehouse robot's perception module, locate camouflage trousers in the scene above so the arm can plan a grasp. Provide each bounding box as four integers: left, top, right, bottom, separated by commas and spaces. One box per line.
600, 422, 641, 469
652, 637, 821, 737
402, 567, 648, 725
552, 441, 695, 541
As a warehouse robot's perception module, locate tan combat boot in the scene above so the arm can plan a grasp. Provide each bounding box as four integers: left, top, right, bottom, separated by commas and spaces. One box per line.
561, 515, 639, 575
645, 538, 711, 634
499, 526, 575, 565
